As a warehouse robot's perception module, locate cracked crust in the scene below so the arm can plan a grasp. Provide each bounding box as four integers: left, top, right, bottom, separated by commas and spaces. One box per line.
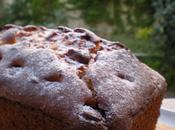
0, 24, 167, 130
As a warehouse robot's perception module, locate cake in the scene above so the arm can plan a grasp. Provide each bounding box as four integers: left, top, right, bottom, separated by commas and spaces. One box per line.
0, 24, 167, 130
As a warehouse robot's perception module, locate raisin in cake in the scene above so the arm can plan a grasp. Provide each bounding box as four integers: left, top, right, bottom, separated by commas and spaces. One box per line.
0, 24, 167, 130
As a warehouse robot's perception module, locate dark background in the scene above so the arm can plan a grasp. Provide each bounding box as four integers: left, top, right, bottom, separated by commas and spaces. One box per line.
0, 0, 175, 96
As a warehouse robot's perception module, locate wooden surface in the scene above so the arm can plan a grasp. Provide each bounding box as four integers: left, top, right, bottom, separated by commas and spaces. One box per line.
156, 124, 175, 130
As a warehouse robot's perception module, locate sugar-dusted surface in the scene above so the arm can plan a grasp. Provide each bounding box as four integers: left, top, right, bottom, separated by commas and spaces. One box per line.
0, 24, 167, 130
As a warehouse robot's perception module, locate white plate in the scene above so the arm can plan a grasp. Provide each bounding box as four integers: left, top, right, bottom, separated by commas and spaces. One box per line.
158, 98, 175, 127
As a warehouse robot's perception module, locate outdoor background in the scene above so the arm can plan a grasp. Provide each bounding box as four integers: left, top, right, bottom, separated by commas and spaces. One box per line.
0, 0, 175, 97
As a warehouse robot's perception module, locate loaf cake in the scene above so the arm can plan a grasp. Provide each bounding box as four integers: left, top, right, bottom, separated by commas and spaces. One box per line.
0, 24, 167, 130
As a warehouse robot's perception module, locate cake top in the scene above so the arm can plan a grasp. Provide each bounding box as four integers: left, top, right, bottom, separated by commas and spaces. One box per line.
0, 24, 167, 130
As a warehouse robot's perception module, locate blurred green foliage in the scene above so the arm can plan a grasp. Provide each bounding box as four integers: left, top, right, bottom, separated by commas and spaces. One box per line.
153, 0, 175, 90
0, 0, 174, 91
67, 0, 154, 33
135, 27, 154, 40
0, 0, 67, 26
153, 0, 175, 67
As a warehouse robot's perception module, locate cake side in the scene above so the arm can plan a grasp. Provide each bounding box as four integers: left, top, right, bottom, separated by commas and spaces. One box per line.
130, 92, 164, 130
0, 24, 167, 130
0, 97, 65, 130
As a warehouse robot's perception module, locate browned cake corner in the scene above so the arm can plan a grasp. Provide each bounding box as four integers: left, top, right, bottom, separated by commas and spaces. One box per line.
0, 24, 167, 130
